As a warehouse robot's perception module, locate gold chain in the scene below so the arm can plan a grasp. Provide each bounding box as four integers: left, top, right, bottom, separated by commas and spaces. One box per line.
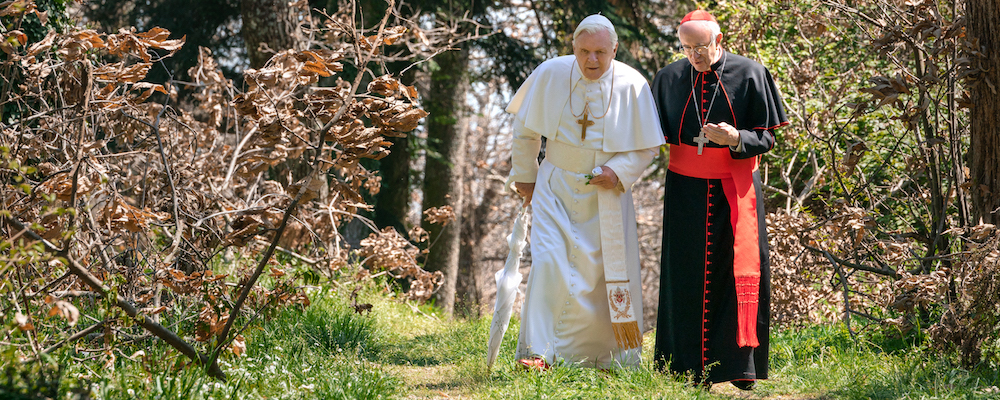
569, 60, 614, 119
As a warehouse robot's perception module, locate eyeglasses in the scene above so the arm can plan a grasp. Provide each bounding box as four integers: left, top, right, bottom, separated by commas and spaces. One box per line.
679, 43, 712, 56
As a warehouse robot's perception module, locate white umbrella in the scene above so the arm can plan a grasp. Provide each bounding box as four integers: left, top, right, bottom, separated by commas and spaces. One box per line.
486, 207, 529, 370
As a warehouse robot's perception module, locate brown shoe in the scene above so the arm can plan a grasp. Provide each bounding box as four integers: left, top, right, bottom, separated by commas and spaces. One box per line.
517, 357, 550, 371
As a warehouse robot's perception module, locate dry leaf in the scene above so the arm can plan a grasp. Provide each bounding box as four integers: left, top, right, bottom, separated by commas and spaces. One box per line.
384, 108, 428, 132
423, 206, 455, 226
140, 306, 168, 315
131, 82, 168, 102
970, 221, 996, 241
0, 30, 27, 55
25, 30, 57, 57
368, 75, 400, 96
14, 312, 34, 331
36, 171, 96, 201
841, 141, 868, 177
100, 196, 171, 233
381, 26, 407, 45
231, 335, 247, 357
0, 0, 34, 18
58, 30, 106, 61
47, 301, 80, 326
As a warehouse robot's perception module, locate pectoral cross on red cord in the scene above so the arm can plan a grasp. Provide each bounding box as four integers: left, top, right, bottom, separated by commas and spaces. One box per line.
577, 105, 595, 140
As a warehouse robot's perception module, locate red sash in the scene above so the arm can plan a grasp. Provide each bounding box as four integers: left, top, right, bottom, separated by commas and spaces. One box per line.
668, 143, 760, 348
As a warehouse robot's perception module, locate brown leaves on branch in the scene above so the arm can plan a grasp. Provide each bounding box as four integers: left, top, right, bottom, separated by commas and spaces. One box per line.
0, 0, 47, 23
35, 170, 97, 202
106, 27, 185, 62
859, 74, 912, 115
99, 196, 171, 234
408, 226, 429, 243
49, 27, 186, 63
158, 268, 228, 296
358, 26, 407, 54
423, 206, 455, 226
357, 228, 441, 301
840, 141, 869, 177
45, 297, 80, 327
0, 30, 27, 55
891, 268, 949, 314
1, 1, 441, 379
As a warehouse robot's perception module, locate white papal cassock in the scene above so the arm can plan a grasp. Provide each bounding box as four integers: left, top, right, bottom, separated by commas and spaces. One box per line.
506, 55, 665, 369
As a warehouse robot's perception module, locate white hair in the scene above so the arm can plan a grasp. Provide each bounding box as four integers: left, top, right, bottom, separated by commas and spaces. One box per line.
573, 15, 619, 47
679, 19, 722, 42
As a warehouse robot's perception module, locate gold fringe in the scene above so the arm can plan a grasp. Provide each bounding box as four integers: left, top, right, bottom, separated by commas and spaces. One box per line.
612, 321, 642, 349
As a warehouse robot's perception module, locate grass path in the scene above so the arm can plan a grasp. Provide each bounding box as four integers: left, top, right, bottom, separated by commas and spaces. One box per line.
365, 290, 1000, 400
391, 364, 468, 399
46, 286, 999, 399
380, 319, 825, 400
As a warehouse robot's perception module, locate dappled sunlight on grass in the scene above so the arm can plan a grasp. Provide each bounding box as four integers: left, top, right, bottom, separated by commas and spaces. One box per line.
374, 307, 1000, 399
39, 284, 1000, 399
766, 324, 1000, 399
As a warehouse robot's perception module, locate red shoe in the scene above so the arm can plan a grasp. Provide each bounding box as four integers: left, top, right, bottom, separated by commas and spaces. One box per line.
517, 357, 550, 371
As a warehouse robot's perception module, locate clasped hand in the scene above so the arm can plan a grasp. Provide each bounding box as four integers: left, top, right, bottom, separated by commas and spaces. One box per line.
701, 122, 740, 147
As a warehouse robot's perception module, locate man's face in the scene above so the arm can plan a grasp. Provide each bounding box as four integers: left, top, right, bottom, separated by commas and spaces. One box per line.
678, 23, 722, 72
573, 30, 617, 81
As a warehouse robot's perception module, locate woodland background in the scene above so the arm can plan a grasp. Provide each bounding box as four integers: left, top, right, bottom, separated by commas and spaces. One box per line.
2, 0, 999, 398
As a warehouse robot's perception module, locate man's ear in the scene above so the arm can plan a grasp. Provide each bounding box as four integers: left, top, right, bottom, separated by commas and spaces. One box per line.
716, 33, 724, 45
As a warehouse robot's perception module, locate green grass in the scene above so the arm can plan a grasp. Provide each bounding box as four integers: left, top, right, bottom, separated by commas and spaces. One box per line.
371, 292, 732, 399
7, 284, 1000, 399
763, 325, 1000, 399
11, 287, 400, 400
365, 291, 1000, 399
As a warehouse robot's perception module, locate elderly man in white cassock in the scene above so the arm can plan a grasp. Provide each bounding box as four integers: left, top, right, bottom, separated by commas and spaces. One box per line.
505, 14, 665, 370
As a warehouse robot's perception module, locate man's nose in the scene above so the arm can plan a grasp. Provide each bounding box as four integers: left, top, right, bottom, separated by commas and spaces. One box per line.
588, 53, 598, 63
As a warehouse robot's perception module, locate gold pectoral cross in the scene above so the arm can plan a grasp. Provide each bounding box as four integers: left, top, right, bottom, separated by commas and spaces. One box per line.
577, 105, 595, 140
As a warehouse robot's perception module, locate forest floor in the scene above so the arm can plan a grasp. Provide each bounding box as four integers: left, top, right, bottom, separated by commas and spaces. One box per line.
350, 286, 1000, 400
18, 284, 1000, 400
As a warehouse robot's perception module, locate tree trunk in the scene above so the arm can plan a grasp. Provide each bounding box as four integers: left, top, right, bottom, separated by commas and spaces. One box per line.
420, 47, 470, 316
456, 178, 502, 316
240, 0, 299, 69
374, 134, 412, 234
374, 60, 417, 235
966, 0, 1000, 225
241, 0, 320, 214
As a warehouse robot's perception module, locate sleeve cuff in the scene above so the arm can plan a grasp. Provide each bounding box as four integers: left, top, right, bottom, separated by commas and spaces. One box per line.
730, 137, 744, 153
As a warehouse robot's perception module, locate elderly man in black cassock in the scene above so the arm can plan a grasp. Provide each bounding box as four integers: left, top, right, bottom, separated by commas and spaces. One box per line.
651, 9, 789, 390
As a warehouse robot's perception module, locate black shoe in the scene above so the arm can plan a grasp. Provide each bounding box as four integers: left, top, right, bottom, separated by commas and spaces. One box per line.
731, 380, 755, 391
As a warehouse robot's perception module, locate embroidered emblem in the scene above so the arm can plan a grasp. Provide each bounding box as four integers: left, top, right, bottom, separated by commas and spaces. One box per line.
609, 287, 633, 319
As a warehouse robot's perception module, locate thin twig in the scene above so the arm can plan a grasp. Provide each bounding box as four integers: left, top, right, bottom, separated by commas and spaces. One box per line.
802, 243, 902, 278
27, 320, 107, 362
3, 215, 226, 380
816, 246, 856, 338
